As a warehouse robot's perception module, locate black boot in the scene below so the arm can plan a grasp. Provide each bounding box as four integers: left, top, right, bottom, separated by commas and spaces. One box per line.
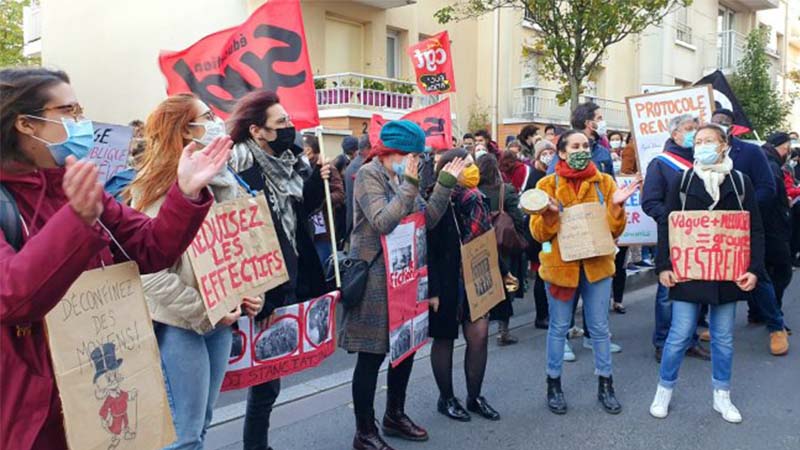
546, 376, 567, 415
353, 414, 394, 450
598, 376, 622, 415
382, 395, 428, 441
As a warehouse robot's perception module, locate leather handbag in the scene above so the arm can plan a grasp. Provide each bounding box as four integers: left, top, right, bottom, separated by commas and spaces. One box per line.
491, 184, 528, 254
326, 249, 383, 309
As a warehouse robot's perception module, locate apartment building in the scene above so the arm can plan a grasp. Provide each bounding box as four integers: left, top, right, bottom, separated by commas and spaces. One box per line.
23, 0, 799, 139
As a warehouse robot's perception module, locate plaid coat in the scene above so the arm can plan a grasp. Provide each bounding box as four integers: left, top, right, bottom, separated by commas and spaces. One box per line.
339, 159, 454, 354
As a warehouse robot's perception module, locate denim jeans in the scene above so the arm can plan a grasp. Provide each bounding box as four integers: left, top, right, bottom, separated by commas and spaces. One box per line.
659, 301, 736, 391
546, 271, 613, 378
652, 282, 700, 349
156, 324, 233, 450
748, 278, 785, 332
243, 379, 281, 450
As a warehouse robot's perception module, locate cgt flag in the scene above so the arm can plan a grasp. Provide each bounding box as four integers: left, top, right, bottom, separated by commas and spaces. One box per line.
694, 70, 752, 136
369, 98, 453, 151
158, 0, 319, 128
407, 31, 456, 95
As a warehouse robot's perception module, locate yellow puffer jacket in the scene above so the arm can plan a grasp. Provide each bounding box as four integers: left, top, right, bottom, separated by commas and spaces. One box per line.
529, 170, 626, 288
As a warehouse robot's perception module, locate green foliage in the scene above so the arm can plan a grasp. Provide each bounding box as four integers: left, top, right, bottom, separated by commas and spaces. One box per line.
0, 0, 40, 67
436, 0, 690, 110
729, 27, 793, 138
314, 78, 326, 89
363, 79, 386, 91
467, 97, 491, 133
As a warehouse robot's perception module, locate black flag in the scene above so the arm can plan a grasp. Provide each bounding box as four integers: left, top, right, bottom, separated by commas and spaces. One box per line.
695, 70, 753, 136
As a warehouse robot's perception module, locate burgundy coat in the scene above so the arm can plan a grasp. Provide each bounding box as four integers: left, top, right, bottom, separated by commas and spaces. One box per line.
0, 167, 212, 450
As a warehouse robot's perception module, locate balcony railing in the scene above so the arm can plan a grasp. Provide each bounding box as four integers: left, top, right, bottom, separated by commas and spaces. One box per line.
512, 86, 629, 130
22, 2, 42, 57
314, 73, 437, 112
717, 30, 747, 71
675, 22, 693, 45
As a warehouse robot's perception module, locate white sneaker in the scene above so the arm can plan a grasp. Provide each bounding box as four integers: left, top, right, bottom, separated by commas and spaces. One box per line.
564, 342, 576, 362
713, 390, 742, 423
582, 337, 623, 353
649, 385, 673, 419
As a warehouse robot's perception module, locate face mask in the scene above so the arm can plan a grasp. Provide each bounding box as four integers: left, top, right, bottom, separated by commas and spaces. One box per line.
566, 151, 592, 170
792, 139, 799, 147
475, 149, 488, 160
681, 130, 696, 149
610, 141, 622, 149
540, 153, 554, 165
459, 165, 480, 189
595, 120, 608, 136
391, 158, 407, 177
694, 143, 721, 165
267, 126, 296, 154
789, 160, 798, 168
28, 116, 94, 166
190, 117, 226, 147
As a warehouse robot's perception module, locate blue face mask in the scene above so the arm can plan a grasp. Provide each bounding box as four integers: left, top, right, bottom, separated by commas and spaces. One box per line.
681, 130, 696, 149
392, 159, 407, 177
29, 116, 94, 166
694, 143, 721, 165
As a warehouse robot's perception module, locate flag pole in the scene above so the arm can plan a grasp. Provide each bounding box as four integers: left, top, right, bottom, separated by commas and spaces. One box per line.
316, 127, 341, 288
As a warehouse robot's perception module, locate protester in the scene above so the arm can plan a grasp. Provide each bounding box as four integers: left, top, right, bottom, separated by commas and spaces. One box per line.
225, 90, 331, 450
334, 135, 359, 175
650, 124, 764, 423
532, 140, 555, 186
517, 125, 539, 160
475, 130, 500, 157
506, 139, 523, 157
711, 109, 789, 354
344, 135, 371, 239
620, 133, 639, 175
429, 148, 500, 423
126, 93, 263, 449
0, 67, 222, 450
303, 134, 346, 265
544, 124, 557, 140
531, 130, 639, 415
499, 149, 533, 192
463, 133, 476, 152
608, 131, 624, 175
339, 120, 466, 450
478, 154, 528, 345
641, 114, 711, 363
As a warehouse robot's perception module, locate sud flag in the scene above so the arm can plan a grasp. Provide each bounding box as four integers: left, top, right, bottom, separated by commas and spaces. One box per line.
158, 0, 319, 129
694, 70, 752, 136
407, 31, 456, 95
369, 98, 453, 151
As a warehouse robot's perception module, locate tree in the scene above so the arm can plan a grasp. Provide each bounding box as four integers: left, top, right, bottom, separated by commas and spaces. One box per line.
0, 0, 41, 67
729, 27, 793, 138
435, 0, 690, 111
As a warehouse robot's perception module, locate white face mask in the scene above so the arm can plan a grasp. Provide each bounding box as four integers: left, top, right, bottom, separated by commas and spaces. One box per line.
595, 120, 608, 136
540, 153, 554, 165
610, 141, 622, 149
190, 117, 226, 147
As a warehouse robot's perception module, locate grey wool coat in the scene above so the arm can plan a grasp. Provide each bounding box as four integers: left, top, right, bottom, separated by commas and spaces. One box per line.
339, 158, 454, 354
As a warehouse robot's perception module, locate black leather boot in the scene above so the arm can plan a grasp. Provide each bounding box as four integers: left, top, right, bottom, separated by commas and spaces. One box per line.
598, 376, 622, 415
437, 397, 471, 422
546, 376, 567, 415
353, 414, 394, 450
382, 395, 428, 441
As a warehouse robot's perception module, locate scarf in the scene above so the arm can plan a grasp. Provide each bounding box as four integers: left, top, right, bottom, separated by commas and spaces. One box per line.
245, 138, 305, 254
693, 156, 733, 210
555, 160, 598, 193
452, 186, 492, 244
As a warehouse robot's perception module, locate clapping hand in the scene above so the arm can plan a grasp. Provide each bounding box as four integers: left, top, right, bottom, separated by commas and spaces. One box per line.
441, 157, 467, 180
612, 175, 642, 205
64, 156, 104, 225
404, 154, 420, 181
177, 136, 233, 199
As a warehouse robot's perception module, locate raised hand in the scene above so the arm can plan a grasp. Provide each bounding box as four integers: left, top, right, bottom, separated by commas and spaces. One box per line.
404, 154, 420, 181
177, 136, 233, 199
612, 175, 642, 205
442, 157, 467, 180
63, 156, 104, 225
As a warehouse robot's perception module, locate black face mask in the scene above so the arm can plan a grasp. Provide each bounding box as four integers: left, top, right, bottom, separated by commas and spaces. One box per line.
267, 126, 297, 155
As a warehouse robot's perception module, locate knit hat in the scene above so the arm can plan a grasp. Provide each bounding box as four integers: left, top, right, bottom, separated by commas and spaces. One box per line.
766, 132, 791, 148
341, 136, 359, 154
534, 139, 555, 161
379, 120, 427, 154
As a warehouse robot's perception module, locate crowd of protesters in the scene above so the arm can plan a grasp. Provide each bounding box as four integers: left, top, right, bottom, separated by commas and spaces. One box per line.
1, 66, 798, 450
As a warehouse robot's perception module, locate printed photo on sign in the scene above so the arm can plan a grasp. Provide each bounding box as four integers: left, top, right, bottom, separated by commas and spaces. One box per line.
390, 321, 413, 362
254, 317, 300, 361
413, 312, 429, 348
416, 276, 429, 303
415, 226, 427, 269
471, 252, 493, 296
230, 329, 247, 363
306, 295, 332, 346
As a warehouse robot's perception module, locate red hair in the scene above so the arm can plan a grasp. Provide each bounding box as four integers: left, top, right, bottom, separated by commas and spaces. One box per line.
365, 142, 405, 163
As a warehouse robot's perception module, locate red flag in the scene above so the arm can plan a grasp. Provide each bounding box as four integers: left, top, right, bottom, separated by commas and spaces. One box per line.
158, 0, 319, 129
370, 98, 453, 151
407, 31, 456, 95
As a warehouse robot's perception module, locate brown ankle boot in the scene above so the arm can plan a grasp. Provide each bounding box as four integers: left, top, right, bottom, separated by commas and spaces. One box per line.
382, 397, 428, 441
353, 415, 394, 450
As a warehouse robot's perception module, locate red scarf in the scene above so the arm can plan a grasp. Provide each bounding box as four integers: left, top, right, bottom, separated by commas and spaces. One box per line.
555, 160, 597, 193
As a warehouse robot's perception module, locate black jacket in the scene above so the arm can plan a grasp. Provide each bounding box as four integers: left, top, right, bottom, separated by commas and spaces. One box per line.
427, 204, 464, 339
239, 160, 328, 319
761, 145, 793, 264
656, 169, 765, 305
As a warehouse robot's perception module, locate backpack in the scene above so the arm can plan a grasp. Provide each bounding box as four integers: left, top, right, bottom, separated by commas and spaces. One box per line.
679, 169, 745, 208
491, 184, 528, 254
0, 183, 23, 252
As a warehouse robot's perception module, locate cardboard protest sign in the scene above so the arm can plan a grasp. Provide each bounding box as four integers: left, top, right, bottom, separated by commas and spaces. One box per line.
557, 203, 617, 262
369, 98, 453, 151
222, 291, 339, 391
626, 85, 714, 176
668, 211, 751, 281
45, 262, 175, 450
381, 212, 430, 367
187, 195, 289, 325
461, 229, 505, 320
158, 0, 319, 128
617, 177, 657, 245
87, 122, 134, 185
407, 31, 456, 94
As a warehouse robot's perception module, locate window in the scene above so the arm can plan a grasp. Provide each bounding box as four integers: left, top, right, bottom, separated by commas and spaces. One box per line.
675, 6, 692, 45
325, 17, 364, 73
717, 7, 735, 69
521, 47, 538, 85
386, 31, 399, 79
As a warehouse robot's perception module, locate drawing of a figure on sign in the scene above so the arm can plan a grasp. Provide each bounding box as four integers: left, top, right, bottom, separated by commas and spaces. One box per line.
471, 251, 492, 296
92, 343, 138, 450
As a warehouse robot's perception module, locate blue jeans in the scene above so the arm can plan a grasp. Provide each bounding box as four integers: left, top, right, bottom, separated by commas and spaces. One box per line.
156, 324, 233, 450
546, 271, 613, 378
652, 282, 699, 349
659, 301, 736, 391
748, 279, 785, 332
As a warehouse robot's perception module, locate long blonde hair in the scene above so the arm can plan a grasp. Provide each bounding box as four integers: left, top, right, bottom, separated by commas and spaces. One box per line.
126, 93, 198, 211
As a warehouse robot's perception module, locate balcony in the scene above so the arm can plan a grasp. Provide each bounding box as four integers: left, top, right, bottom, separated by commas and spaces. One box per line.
511, 86, 629, 131
314, 73, 437, 114
732, 0, 779, 11
716, 30, 780, 74
22, 2, 42, 57
353, 0, 416, 9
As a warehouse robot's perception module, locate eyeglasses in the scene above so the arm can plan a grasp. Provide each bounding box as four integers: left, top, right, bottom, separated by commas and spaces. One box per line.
33, 103, 84, 120
192, 110, 217, 122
